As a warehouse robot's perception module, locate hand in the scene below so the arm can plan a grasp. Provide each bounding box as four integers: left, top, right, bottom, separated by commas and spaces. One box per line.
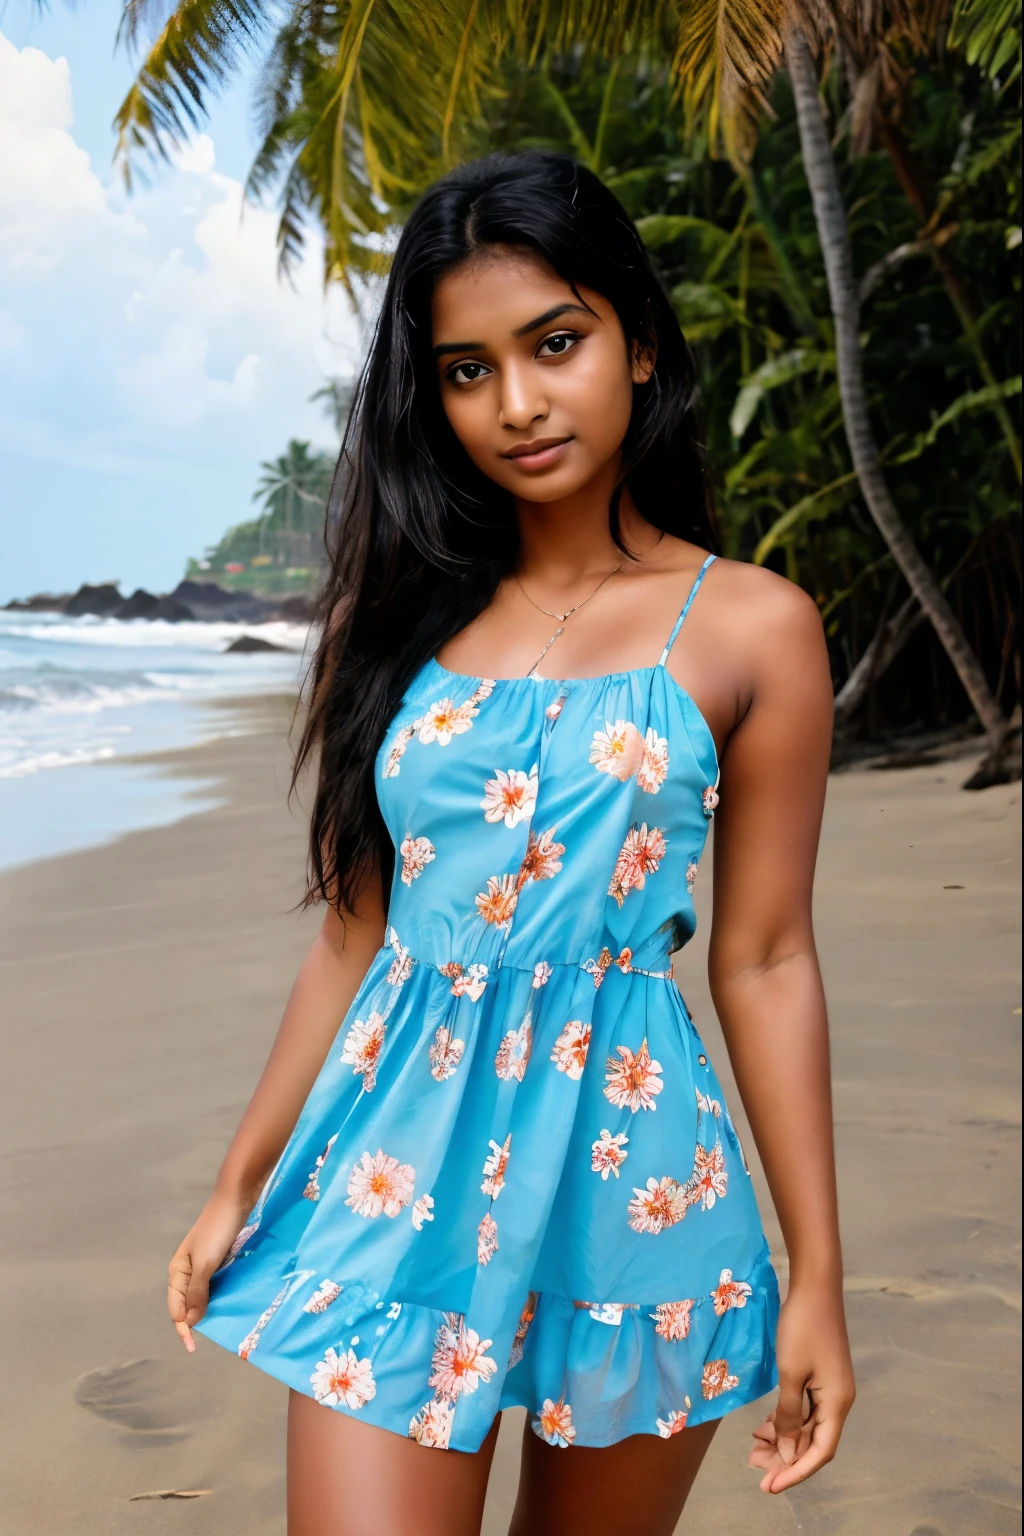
167, 1192, 255, 1353
748, 1282, 855, 1494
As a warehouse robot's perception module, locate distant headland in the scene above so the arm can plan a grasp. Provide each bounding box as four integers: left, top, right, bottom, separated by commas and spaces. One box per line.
3, 580, 312, 626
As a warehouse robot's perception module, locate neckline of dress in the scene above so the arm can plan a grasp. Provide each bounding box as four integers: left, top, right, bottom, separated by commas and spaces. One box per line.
426, 656, 720, 782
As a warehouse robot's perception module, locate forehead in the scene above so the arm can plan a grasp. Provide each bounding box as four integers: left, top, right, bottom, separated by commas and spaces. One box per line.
430, 249, 605, 339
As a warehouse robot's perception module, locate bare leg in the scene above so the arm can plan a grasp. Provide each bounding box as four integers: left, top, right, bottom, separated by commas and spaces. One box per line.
287, 1390, 500, 1536
509, 1418, 719, 1536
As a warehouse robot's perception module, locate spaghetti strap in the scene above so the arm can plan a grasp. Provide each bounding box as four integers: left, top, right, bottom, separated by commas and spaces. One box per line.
657, 553, 717, 666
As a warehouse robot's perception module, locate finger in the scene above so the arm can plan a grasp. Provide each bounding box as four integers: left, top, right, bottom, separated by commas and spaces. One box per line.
167, 1254, 192, 1324
766, 1422, 840, 1493
173, 1317, 196, 1353
772, 1373, 808, 1464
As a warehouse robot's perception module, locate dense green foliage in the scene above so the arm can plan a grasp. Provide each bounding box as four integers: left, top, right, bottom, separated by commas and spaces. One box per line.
462, 53, 1021, 733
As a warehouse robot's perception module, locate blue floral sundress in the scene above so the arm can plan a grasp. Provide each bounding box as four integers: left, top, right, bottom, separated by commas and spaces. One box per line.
196, 554, 779, 1451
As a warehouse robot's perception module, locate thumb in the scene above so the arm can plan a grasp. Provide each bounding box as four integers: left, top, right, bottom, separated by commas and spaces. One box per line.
773, 1371, 807, 1465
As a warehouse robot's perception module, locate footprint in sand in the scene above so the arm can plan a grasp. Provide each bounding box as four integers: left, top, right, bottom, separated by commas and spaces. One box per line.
73, 1358, 194, 1446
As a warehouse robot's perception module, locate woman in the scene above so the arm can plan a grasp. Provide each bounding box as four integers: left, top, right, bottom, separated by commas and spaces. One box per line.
169, 153, 854, 1535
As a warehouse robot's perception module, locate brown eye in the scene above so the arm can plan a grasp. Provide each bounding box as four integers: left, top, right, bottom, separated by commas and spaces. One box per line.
448, 361, 491, 385
537, 332, 580, 359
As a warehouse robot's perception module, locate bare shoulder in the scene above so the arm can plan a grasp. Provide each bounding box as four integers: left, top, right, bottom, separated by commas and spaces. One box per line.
704, 558, 825, 659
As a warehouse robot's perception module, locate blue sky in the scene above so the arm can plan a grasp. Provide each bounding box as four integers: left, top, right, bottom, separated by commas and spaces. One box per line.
0, 1, 364, 603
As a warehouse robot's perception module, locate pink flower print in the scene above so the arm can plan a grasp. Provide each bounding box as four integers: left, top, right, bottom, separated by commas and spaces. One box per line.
303, 1133, 338, 1201
656, 1409, 689, 1437
603, 1038, 664, 1113
517, 826, 565, 887
385, 927, 413, 986
711, 1269, 753, 1315
627, 1175, 691, 1235
383, 721, 417, 778
608, 823, 667, 907
418, 698, 475, 746
303, 1279, 343, 1315
475, 873, 519, 928
532, 961, 553, 988
508, 1291, 539, 1369
691, 1141, 728, 1210
339, 1012, 386, 1092
411, 1193, 435, 1231
494, 1016, 532, 1081
650, 1299, 694, 1341
477, 1211, 499, 1265
225, 1219, 260, 1264
532, 1396, 576, 1447
550, 1021, 591, 1080
589, 720, 645, 782
310, 1347, 377, 1410
428, 1315, 497, 1401
345, 1149, 415, 1219
702, 785, 720, 817
408, 1398, 454, 1448
399, 834, 435, 886
591, 1129, 629, 1179
429, 1024, 465, 1082
545, 696, 565, 721
695, 1087, 721, 1118
637, 728, 669, 793
451, 963, 489, 1001
702, 1359, 739, 1399
481, 1134, 512, 1199
238, 1278, 297, 1358
686, 859, 698, 894
481, 766, 538, 828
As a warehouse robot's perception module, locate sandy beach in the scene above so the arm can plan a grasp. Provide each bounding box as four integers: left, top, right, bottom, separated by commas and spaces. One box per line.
1, 698, 1019, 1536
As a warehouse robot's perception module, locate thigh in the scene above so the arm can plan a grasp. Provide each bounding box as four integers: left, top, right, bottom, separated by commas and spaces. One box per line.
287, 1390, 500, 1536
509, 1417, 719, 1536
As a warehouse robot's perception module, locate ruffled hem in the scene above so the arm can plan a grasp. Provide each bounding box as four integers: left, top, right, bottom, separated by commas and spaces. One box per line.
194, 1244, 778, 1451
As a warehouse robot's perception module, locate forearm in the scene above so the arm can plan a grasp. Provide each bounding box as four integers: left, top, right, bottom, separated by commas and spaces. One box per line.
213, 908, 384, 1209
710, 947, 842, 1291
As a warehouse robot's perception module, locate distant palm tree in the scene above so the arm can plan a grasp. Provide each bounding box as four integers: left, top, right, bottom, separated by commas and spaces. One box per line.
253, 438, 333, 564
115, 0, 1014, 754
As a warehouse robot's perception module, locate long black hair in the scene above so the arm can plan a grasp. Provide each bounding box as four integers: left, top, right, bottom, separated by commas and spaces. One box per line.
295, 151, 717, 912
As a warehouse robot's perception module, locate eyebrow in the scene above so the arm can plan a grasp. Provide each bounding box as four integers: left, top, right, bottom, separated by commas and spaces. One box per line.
432, 302, 594, 359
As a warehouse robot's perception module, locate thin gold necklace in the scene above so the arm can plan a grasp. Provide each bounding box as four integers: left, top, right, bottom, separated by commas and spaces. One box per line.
516, 563, 622, 675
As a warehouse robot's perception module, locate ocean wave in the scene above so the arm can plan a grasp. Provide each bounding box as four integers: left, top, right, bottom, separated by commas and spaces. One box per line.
0, 614, 310, 652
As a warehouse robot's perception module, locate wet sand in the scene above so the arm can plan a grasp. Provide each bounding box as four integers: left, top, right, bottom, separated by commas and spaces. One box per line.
0, 698, 1019, 1535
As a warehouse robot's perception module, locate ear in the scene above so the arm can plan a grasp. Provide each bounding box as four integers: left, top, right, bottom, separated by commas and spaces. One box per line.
630, 337, 656, 386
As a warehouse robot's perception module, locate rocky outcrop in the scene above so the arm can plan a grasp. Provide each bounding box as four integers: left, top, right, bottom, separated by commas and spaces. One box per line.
224, 634, 290, 653
63, 583, 124, 617
4, 579, 313, 624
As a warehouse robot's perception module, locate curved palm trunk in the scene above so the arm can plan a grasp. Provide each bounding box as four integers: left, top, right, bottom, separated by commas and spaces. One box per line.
785, 25, 1008, 753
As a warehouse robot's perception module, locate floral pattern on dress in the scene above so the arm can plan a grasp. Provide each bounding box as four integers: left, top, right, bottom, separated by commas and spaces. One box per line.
429, 1024, 465, 1082
439, 960, 489, 1000
589, 722, 669, 794
385, 927, 413, 986
691, 1141, 728, 1210
508, 1292, 539, 1369
408, 1398, 454, 1449
481, 766, 538, 827
238, 1274, 313, 1360
686, 858, 698, 894
627, 1175, 690, 1235
477, 1211, 499, 1265
303, 1134, 338, 1202
310, 1347, 377, 1409
550, 1021, 591, 1080
637, 729, 670, 793
494, 1015, 532, 1081
702, 1359, 739, 1399
399, 834, 435, 886
345, 1149, 415, 1219
303, 1279, 343, 1315
428, 1315, 497, 1401
591, 1129, 629, 1179
702, 785, 720, 817
532, 1397, 576, 1447
656, 1409, 689, 1437
695, 1087, 722, 1118
608, 823, 667, 906
711, 1269, 752, 1314
532, 961, 553, 988
650, 1299, 694, 1341
604, 1038, 664, 1113
383, 680, 494, 777
481, 1135, 511, 1199
474, 873, 519, 928
518, 826, 565, 886
583, 945, 633, 989
411, 1193, 435, 1231
339, 1012, 386, 1092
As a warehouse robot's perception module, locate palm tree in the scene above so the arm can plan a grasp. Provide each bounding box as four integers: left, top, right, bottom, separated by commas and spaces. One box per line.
114, 0, 1013, 757
253, 439, 334, 564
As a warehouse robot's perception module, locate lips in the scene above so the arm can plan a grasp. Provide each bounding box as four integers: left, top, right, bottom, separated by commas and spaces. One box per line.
502, 436, 573, 470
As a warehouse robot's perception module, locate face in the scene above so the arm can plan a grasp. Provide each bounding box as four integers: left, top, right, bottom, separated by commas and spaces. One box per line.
430, 248, 653, 503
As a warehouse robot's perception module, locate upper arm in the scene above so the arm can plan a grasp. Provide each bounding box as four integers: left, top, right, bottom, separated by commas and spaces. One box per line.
709, 579, 833, 980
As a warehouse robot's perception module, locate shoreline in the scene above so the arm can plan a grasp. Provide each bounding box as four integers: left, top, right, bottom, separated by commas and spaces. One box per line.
0, 716, 1019, 1535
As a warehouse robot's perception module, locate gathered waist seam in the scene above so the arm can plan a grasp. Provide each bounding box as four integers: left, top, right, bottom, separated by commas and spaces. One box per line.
381, 928, 673, 997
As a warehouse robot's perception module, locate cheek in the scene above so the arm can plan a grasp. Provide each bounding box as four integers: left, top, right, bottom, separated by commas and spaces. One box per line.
560, 343, 634, 446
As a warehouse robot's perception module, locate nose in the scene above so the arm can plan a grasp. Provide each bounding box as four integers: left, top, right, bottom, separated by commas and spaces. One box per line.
498, 360, 548, 431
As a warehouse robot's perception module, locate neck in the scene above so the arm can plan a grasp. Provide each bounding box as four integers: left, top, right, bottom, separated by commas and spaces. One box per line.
513, 458, 657, 583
